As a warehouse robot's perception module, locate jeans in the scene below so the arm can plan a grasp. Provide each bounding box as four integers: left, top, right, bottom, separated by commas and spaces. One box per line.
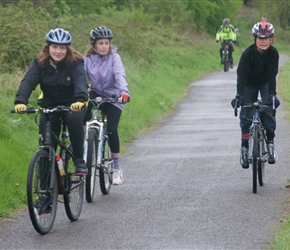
239, 83, 276, 142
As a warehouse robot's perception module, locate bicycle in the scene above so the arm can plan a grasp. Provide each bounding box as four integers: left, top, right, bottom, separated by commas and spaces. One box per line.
84, 97, 117, 202
221, 40, 233, 72
12, 106, 85, 234
234, 98, 275, 193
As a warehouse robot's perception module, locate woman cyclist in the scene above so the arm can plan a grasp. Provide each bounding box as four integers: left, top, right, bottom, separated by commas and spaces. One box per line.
14, 28, 88, 175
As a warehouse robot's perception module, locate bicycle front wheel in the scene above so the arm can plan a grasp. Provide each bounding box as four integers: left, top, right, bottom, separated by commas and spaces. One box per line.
99, 137, 113, 194
27, 149, 58, 235
258, 133, 266, 186
224, 57, 229, 72
251, 126, 259, 193
85, 129, 98, 202
64, 147, 84, 221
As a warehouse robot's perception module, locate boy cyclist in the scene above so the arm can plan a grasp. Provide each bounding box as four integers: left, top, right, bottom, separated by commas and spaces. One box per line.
231, 22, 280, 169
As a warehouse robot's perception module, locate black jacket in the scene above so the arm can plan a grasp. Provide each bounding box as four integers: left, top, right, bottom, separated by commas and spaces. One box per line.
237, 44, 279, 96
15, 57, 88, 107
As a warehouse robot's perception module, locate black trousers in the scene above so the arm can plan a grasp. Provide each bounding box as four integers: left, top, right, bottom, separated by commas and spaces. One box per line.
40, 109, 86, 160
85, 91, 122, 153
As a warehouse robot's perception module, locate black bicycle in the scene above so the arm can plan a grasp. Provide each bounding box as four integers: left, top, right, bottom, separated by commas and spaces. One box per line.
12, 106, 85, 234
84, 97, 117, 202
235, 99, 274, 193
221, 40, 233, 72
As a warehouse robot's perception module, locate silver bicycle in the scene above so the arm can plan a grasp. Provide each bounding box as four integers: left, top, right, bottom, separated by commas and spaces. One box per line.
84, 97, 117, 202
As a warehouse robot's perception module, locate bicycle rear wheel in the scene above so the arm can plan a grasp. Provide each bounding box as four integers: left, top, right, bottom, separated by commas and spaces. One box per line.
27, 149, 58, 235
99, 137, 113, 194
64, 147, 84, 221
251, 126, 258, 193
85, 129, 98, 202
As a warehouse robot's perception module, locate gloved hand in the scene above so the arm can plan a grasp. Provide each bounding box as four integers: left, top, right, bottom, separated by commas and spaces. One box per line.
231, 94, 244, 108
70, 102, 85, 111
14, 104, 27, 113
216, 40, 219, 43
268, 95, 280, 108
118, 94, 130, 103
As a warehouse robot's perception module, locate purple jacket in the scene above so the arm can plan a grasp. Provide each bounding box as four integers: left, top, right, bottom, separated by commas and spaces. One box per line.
84, 46, 130, 110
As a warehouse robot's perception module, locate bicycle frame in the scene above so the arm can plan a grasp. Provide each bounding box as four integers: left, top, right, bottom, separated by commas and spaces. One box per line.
248, 102, 268, 164
84, 105, 105, 167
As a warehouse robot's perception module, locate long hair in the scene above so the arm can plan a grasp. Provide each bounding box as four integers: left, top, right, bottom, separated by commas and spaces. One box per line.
38, 44, 84, 68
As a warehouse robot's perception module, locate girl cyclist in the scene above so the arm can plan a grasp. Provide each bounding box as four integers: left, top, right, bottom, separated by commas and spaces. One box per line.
84, 26, 130, 185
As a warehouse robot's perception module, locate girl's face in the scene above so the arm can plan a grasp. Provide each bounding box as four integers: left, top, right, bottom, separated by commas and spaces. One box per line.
95, 39, 110, 56
49, 44, 67, 62
256, 37, 271, 52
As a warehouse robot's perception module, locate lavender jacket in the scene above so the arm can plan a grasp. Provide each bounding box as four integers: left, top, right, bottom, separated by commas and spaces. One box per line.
84, 46, 130, 110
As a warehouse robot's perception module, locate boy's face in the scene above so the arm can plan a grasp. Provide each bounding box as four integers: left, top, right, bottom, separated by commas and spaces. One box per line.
256, 37, 271, 52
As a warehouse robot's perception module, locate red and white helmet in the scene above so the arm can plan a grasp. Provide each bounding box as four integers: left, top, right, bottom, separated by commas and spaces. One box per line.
252, 22, 274, 38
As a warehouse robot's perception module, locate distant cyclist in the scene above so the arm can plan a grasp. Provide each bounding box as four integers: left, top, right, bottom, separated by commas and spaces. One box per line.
234, 28, 241, 46
231, 22, 279, 169
215, 18, 236, 68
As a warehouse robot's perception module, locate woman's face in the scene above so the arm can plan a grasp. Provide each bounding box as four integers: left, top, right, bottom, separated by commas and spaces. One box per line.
95, 39, 110, 56
256, 37, 271, 52
49, 44, 67, 62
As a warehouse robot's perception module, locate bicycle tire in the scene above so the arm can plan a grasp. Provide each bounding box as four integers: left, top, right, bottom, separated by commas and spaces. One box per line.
224, 54, 229, 72
27, 149, 58, 235
63, 147, 84, 221
85, 129, 98, 202
252, 126, 258, 193
99, 137, 113, 194
258, 132, 266, 186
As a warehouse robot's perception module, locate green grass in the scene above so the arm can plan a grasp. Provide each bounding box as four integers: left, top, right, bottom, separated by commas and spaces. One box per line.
266, 52, 290, 249
1, 20, 290, 250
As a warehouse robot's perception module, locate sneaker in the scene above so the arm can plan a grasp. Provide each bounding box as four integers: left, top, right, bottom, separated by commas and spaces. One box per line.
240, 147, 249, 169
267, 142, 277, 164
34, 194, 52, 215
230, 64, 233, 68
74, 159, 88, 175
112, 169, 123, 185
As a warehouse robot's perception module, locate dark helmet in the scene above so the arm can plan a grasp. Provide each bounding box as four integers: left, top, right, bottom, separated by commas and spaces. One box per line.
252, 22, 274, 38
90, 26, 113, 42
45, 28, 72, 45
223, 18, 230, 25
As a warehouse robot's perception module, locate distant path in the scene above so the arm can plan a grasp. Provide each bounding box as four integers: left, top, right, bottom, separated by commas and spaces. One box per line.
0, 54, 289, 250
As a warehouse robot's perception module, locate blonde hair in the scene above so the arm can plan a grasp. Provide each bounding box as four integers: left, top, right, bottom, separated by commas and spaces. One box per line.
38, 44, 84, 68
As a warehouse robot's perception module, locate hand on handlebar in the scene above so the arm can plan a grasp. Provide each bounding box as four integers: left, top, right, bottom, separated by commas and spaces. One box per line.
231, 94, 244, 109
268, 95, 280, 109
14, 104, 27, 113
118, 94, 130, 103
70, 102, 85, 111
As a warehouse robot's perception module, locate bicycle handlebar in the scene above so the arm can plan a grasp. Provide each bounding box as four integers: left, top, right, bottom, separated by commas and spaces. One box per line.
234, 97, 276, 118
11, 105, 71, 114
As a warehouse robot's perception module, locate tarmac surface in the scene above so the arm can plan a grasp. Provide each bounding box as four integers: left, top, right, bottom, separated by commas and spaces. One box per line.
0, 54, 289, 250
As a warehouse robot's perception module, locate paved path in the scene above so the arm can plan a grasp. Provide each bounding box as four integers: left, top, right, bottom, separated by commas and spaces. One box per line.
0, 54, 289, 250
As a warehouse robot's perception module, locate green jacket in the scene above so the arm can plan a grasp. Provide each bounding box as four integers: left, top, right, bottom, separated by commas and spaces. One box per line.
215, 25, 236, 41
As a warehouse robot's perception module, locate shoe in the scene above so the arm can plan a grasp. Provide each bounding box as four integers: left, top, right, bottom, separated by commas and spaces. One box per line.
112, 169, 123, 185
230, 64, 233, 68
240, 147, 249, 169
34, 194, 52, 215
74, 159, 88, 175
267, 142, 277, 164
